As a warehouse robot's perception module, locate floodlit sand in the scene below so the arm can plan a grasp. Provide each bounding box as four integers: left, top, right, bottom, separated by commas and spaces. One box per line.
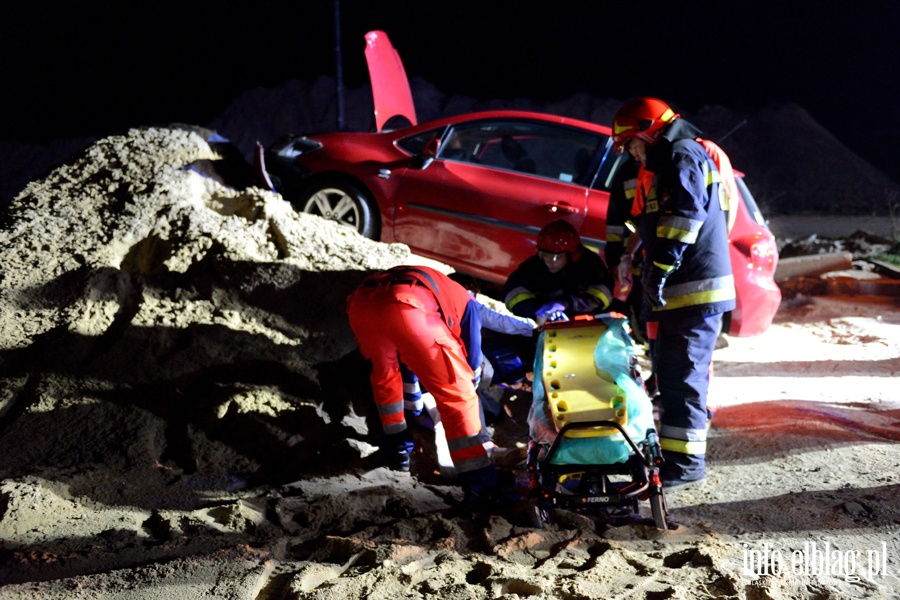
0, 127, 897, 599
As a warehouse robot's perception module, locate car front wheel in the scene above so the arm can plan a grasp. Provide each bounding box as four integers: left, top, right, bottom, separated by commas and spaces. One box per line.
299, 179, 379, 239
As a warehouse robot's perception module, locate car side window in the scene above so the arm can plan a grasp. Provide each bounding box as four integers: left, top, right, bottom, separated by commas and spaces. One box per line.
396, 128, 445, 155
436, 127, 482, 163
438, 120, 606, 185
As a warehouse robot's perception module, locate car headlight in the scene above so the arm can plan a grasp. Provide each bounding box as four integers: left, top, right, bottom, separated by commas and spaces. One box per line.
270, 136, 323, 159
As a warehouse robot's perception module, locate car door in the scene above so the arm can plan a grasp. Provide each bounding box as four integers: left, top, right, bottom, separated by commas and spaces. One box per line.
392, 118, 606, 282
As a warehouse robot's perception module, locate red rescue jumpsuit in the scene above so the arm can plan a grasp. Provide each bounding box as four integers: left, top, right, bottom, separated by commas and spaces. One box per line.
346, 266, 490, 475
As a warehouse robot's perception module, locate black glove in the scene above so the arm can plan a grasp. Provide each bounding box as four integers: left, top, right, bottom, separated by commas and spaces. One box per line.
643, 267, 668, 310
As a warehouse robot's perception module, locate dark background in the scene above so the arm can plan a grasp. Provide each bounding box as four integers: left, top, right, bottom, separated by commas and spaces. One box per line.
2, 0, 898, 181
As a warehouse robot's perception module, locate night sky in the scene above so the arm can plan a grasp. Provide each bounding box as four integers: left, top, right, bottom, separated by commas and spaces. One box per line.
2, 1, 898, 180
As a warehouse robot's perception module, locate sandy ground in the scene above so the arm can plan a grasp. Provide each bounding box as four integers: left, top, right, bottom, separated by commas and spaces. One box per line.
0, 127, 898, 599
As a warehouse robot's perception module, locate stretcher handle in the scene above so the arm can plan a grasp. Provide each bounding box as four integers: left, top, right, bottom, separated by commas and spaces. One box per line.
540, 311, 628, 331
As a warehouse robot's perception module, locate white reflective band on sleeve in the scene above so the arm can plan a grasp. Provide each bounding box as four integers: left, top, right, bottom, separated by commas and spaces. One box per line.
660, 424, 708, 442
663, 274, 735, 299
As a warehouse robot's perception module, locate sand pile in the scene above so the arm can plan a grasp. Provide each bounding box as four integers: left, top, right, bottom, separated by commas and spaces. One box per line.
0, 127, 898, 599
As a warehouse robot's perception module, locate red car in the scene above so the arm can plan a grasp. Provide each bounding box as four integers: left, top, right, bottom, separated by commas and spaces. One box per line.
258, 31, 780, 336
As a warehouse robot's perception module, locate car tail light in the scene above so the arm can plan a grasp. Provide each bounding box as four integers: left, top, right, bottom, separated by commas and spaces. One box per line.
731, 234, 778, 275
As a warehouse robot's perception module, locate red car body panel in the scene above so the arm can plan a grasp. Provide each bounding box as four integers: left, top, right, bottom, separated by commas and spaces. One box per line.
393, 151, 593, 278
292, 110, 615, 282
724, 177, 782, 336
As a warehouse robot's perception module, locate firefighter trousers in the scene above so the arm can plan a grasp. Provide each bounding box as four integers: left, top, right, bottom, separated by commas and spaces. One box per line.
655, 311, 722, 480
347, 281, 490, 474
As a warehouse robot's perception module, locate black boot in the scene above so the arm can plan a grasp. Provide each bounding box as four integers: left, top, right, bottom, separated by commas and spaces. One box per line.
457, 465, 517, 511
386, 431, 414, 472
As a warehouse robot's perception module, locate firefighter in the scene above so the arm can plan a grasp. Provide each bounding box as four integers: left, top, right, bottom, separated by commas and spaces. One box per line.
346, 265, 510, 508
503, 219, 613, 326
611, 97, 736, 489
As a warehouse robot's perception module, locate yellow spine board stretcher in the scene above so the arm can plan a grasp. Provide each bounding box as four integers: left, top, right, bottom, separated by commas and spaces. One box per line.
542, 322, 627, 438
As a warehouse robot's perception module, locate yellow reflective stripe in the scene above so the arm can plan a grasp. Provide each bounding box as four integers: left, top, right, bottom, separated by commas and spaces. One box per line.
652, 260, 676, 273
606, 224, 625, 243
506, 291, 536, 310
624, 187, 636, 200
586, 287, 611, 309
660, 108, 676, 122
660, 437, 707, 455
654, 275, 736, 311
657, 225, 699, 244
614, 122, 635, 135
657, 287, 736, 311
659, 215, 702, 234
664, 274, 734, 298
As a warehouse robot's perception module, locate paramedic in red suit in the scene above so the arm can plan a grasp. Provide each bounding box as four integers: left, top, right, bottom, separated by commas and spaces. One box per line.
346, 265, 505, 507
611, 97, 736, 489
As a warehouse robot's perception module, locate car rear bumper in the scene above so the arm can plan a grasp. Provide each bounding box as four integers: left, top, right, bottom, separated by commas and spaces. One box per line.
727, 277, 782, 337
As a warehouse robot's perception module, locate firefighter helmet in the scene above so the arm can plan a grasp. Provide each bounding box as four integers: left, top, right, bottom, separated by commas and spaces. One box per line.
612, 97, 679, 153
537, 219, 580, 254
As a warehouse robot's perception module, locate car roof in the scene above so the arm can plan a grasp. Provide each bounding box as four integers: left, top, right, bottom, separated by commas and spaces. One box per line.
399, 109, 613, 137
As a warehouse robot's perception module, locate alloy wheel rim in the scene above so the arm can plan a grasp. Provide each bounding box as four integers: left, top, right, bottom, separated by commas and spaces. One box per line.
303, 187, 360, 229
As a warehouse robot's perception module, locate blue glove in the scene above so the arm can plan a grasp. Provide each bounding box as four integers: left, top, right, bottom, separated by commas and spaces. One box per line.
643, 268, 668, 310
535, 301, 568, 323
535, 301, 566, 318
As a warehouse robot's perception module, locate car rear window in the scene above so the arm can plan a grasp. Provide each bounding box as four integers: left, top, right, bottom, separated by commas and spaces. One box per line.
735, 177, 768, 226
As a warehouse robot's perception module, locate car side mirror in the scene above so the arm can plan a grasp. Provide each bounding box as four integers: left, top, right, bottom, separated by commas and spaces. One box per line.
413, 137, 441, 170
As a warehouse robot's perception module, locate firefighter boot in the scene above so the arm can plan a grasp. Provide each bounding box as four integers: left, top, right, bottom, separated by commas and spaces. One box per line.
457, 464, 517, 511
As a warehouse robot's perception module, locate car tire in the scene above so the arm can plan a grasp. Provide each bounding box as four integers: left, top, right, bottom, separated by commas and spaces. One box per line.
298, 179, 379, 240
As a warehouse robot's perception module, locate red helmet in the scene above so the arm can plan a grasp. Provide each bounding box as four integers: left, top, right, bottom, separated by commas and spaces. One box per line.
612, 97, 679, 153
537, 219, 580, 254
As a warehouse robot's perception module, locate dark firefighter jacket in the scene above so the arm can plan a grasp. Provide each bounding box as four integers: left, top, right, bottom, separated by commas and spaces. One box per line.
503, 245, 612, 320
635, 119, 736, 319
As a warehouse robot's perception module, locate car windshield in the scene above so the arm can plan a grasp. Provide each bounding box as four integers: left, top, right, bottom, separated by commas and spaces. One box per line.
436, 119, 607, 185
